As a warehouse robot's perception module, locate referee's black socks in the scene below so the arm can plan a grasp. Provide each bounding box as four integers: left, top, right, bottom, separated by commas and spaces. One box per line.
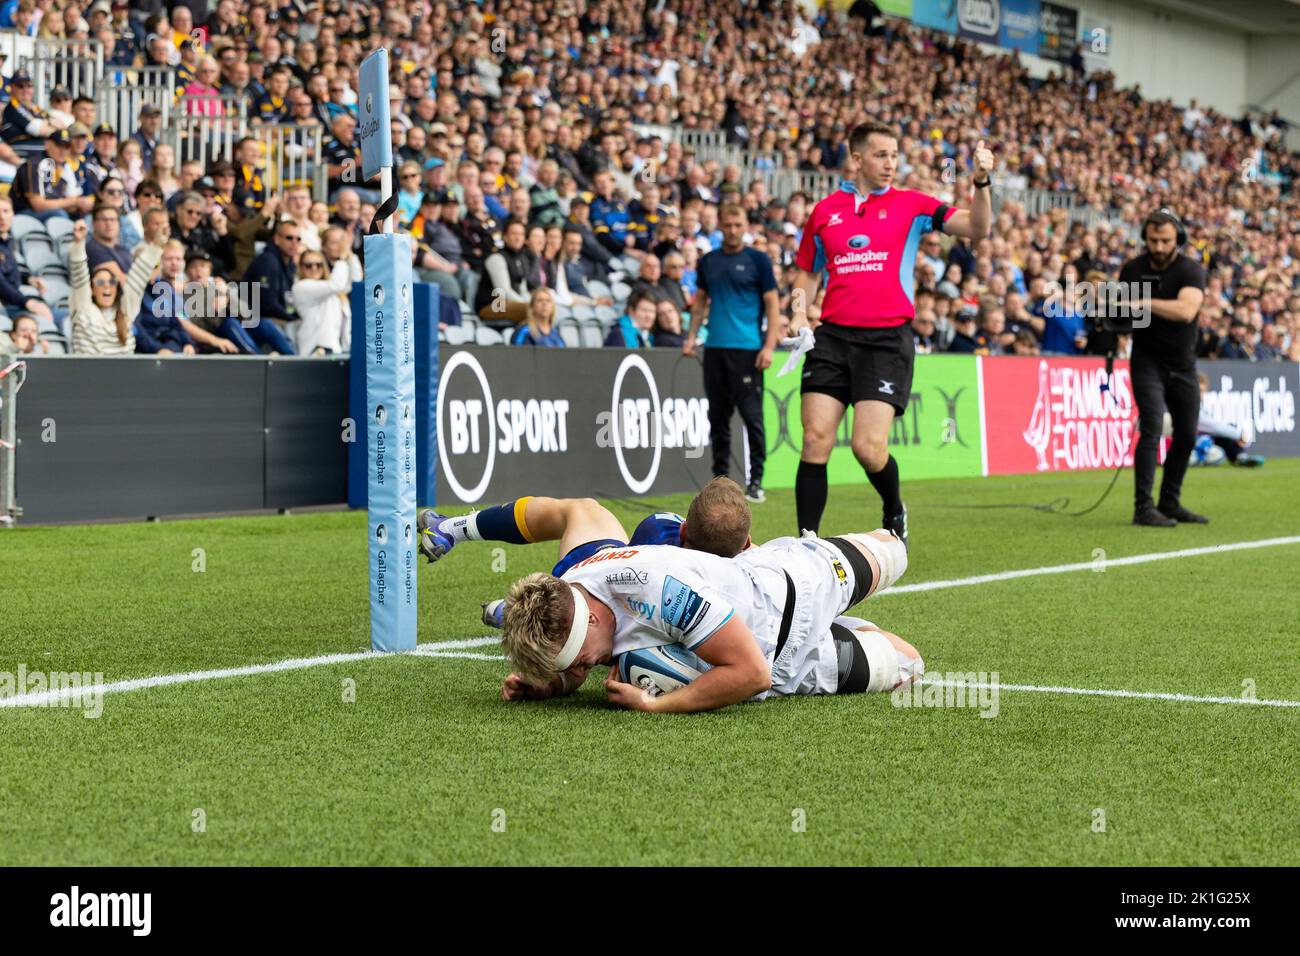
795, 461, 828, 534
866, 455, 903, 517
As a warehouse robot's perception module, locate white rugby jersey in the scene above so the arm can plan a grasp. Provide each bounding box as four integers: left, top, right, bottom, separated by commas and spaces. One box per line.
560, 544, 789, 661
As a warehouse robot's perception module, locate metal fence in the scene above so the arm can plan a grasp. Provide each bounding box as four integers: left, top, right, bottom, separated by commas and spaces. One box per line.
95, 69, 179, 133
0, 358, 25, 527
162, 111, 327, 201
16, 37, 104, 101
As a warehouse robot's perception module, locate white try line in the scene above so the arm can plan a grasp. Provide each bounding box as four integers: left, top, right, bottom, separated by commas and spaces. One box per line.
3, 536, 1298, 711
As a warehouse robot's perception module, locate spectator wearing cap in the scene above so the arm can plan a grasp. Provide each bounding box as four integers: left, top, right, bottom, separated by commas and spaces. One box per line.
0, 195, 58, 328
413, 192, 472, 304
1219, 318, 1254, 360
1, 71, 58, 160
86, 201, 132, 273
421, 157, 448, 198
946, 306, 981, 353
68, 122, 99, 194
239, 218, 300, 355
85, 122, 117, 184
173, 37, 201, 103
9, 129, 93, 223
564, 197, 614, 280
130, 105, 162, 170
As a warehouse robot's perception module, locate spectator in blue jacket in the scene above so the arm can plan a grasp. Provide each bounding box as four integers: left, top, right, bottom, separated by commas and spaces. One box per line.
510, 288, 565, 348
589, 169, 633, 257
240, 217, 300, 355
135, 240, 195, 355
604, 289, 657, 348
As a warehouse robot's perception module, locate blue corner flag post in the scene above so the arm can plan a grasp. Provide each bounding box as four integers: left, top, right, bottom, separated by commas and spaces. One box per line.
359, 49, 417, 653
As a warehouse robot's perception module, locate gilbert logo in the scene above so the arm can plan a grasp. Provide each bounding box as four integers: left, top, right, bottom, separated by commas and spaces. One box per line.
957, 0, 1000, 37
50, 886, 152, 936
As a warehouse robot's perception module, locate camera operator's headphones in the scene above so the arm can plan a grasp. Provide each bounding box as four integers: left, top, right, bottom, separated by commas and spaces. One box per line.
1141, 207, 1187, 247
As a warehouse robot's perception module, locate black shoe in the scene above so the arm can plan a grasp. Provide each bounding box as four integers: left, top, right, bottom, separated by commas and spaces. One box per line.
1234, 454, 1266, 468
1159, 504, 1209, 524
1134, 505, 1177, 527
883, 505, 908, 549
745, 482, 765, 503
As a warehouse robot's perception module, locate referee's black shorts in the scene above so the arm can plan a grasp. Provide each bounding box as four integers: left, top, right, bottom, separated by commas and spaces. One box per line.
800, 321, 915, 416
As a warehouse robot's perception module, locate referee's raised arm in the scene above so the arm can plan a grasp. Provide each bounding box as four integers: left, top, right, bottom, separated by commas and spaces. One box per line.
785, 122, 997, 546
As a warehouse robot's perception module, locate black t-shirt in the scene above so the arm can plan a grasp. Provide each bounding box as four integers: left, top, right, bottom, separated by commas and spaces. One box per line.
1119, 252, 1206, 371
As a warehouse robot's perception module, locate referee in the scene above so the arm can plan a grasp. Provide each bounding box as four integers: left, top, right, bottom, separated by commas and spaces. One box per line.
684, 204, 783, 503
1120, 208, 1208, 527
788, 122, 994, 544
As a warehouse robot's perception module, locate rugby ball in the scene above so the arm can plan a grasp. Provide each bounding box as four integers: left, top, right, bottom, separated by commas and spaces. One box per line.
615, 644, 709, 697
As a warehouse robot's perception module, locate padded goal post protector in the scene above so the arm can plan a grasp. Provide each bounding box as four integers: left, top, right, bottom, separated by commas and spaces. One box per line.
347, 281, 439, 510
363, 231, 418, 652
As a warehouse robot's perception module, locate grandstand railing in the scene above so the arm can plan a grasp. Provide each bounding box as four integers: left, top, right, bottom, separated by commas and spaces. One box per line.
95, 72, 179, 134
15, 37, 104, 102
251, 123, 326, 200
162, 111, 327, 202
169, 113, 243, 166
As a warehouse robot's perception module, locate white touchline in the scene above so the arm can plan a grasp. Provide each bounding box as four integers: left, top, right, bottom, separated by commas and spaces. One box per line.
921, 678, 1300, 709
881, 535, 1300, 596
2, 537, 1298, 711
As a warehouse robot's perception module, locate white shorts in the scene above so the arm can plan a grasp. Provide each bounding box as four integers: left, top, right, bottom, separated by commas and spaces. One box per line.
735, 536, 865, 698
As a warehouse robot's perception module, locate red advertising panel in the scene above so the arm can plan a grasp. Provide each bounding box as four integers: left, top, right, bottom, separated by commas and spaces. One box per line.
982, 356, 1161, 475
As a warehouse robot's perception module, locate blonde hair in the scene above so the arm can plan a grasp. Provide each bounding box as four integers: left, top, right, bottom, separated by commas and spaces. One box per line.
501, 572, 574, 685
525, 287, 556, 338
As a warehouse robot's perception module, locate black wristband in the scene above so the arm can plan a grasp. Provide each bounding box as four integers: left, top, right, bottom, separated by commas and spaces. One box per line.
974, 177, 991, 189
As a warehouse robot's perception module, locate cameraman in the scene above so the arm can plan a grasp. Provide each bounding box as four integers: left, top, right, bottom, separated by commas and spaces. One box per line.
1120, 210, 1207, 527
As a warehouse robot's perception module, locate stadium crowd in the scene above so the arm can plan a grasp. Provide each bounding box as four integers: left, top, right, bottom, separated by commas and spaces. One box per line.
1, 0, 1297, 362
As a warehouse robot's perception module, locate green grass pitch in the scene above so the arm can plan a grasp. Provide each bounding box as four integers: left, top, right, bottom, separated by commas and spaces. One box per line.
2, 460, 1299, 866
